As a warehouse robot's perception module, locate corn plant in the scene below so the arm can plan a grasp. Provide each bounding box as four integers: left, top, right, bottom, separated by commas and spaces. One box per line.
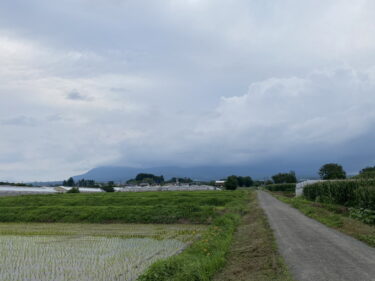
303, 179, 375, 210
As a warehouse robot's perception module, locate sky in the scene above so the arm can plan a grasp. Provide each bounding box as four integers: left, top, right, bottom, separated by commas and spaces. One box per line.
1, 0, 375, 181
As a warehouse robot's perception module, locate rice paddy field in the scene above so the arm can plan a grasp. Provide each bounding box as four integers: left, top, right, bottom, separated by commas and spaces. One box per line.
0, 223, 205, 281
0, 191, 248, 280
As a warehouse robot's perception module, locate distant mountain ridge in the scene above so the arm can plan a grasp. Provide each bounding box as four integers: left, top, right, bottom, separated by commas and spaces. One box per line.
72, 164, 319, 183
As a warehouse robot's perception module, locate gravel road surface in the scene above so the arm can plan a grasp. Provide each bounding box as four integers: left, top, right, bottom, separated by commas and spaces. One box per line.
258, 191, 375, 281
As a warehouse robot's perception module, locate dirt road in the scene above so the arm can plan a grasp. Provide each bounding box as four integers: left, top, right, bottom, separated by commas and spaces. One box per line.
258, 191, 375, 281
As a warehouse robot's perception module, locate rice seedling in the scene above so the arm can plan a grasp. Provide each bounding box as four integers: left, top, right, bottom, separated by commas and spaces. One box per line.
0, 235, 187, 281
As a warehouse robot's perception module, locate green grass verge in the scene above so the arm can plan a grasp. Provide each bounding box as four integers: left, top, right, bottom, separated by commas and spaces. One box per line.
213, 191, 294, 281
272, 193, 375, 247
138, 213, 240, 281
138, 191, 294, 281
0, 191, 245, 224
0, 223, 207, 242
137, 191, 249, 281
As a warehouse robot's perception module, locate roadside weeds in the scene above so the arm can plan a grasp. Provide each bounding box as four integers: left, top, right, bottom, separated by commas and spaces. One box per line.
272, 193, 375, 247
213, 191, 294, 281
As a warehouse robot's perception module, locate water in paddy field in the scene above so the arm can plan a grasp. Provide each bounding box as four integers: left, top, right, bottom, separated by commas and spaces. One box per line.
0, 235, 186, 281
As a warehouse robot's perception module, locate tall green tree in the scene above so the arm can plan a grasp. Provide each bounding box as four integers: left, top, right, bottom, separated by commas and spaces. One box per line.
319, 163, 346, 180
356, 166, 375, 179
272, 171, 297, 184
224, 175, 238, 190
237, 176, 253, 187
64, 177, 75, 187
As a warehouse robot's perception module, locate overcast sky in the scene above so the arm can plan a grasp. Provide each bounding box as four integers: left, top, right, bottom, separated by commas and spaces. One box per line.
1, 0, 375, 181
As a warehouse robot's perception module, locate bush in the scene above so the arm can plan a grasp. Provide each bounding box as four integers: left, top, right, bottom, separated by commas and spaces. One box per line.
349, 208, 375, 224
264, 183, 296, 192
101, 186, 115, 192
67, 187, 80, 193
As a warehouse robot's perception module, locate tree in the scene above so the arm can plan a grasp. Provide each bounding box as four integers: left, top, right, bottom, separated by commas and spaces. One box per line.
360, 166, 375, 174
319, 163, 346, 180
64, 177, 75, 187
237, 176, 253, 187
224, 175, 238, 190
356, 166, 375, 179
134, 173, 164, 184
272, 171, 297, 184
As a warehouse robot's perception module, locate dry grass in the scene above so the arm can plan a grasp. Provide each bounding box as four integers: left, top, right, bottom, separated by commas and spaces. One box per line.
213, 192, 294, 281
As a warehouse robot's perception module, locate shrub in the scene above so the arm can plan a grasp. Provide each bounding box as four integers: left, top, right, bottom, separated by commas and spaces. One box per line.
349, 208, 375, 225
264, 183, 296, 192
67, 187, 80, 193
101, 186, 115, 192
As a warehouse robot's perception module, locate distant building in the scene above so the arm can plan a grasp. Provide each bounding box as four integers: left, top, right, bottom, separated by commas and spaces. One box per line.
295, 180, 323, 196
215, 180, 225, 187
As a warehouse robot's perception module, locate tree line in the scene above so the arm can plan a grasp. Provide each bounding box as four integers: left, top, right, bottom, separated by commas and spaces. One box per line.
60, 163, 375, 192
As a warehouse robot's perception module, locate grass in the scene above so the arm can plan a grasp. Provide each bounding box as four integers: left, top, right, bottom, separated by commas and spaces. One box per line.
272, 193, 375, 247
136, 191, 249, 281
0, 223, 206, 242
139, 191, 293, 281
1, 190, 294, 280
213, 191, 294, 281
0, 191, 245, 224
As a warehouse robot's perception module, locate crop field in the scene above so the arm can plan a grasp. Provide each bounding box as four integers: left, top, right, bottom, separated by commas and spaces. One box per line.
0, 223, 206, 281
0, 191, 248, 280
0, 191, 244, 224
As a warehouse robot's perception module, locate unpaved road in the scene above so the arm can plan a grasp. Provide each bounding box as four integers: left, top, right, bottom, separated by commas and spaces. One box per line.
258, 191, 375, 281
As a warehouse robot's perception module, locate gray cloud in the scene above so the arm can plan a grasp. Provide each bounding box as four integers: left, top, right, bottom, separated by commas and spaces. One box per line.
1, 0, 375, 181
1, 116, 37, 127
66, 90, 92, 101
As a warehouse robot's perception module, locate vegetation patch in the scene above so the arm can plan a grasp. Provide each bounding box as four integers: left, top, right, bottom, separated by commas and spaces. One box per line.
0, 223, 206, 281
137, 191, 251, 281
0, 191, 245, 224
273, 193, 375, 247
0, 235, 186, 281
302, 179, 375, 225
0, 223, 206, 241
264, 183, 296, 193
303, 179, 375, 210
213, 192, 294, 281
